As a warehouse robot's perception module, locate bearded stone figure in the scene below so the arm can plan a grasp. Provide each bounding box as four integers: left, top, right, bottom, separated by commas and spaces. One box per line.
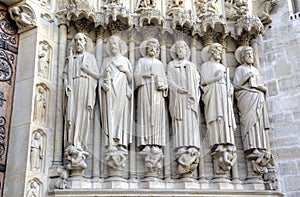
167, 40, 201, 178
200, 43, 237, 180
134, 38, 168, 177
100, 35, 133, 174
233, 46, 271, 180
63, 33, 99, 175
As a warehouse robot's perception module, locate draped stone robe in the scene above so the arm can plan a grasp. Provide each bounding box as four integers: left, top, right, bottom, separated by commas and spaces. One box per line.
100, 55, 133, 147
134, 56, 168, 147
64, 52, 99, 149
167, 59, 201, 149
200, 61, 236, 148
233, 64, 269, 152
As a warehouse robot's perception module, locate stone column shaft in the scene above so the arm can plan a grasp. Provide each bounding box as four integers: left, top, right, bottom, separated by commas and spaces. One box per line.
92, 32, 104, 178
128, 37, 136, 180
53, 23, 67, 164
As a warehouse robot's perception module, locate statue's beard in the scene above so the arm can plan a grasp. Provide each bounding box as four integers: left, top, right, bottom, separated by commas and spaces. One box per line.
148, 50, 156, 57
76, 44, 85, 53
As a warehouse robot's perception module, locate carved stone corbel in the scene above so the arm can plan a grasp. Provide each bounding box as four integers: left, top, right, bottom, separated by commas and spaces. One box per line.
9, 4, 36, 33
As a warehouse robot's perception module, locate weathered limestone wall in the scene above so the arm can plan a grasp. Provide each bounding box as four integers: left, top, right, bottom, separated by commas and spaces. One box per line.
259, 1, 300, 197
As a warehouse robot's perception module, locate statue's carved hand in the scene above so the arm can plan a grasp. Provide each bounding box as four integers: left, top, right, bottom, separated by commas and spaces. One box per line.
80, 66, 89, 73
101, 83, 110, 91
215, 70, 224, 79
157, 83, 168, 90
247, 71, 254, 78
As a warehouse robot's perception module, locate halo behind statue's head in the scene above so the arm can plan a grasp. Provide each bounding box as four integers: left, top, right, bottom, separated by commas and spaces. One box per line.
201, 43, 223, 62
235, 46, 254, 64
106, 36, 128, 56
139, 38, 160, 58
170, 40, 191, 60
68, 33, 94, 54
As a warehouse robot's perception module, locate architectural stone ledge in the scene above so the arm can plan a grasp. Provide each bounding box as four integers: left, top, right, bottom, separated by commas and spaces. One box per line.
48, 189, 284, 197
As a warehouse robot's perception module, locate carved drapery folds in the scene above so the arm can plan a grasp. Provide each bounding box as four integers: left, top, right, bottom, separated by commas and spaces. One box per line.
51, 0, 279, 191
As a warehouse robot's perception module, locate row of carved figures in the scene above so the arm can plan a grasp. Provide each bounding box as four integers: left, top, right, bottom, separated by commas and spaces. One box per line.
7, 0, 279, 36
60, 32, 277, 190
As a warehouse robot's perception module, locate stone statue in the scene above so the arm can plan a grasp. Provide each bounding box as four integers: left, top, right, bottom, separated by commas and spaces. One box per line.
211, 144, 237, 175
233, 0, 249, 15
233, 46, 269, 153
195, 0, 219, 15
100, 36, 132, 174
195, 0, 208, 14
168, 40, 201, 150
257, 0, 279, 24
64, 145, 89, 171
167, 40, 201, 177
63, 33, 99, 151
34, 87, 46, 124
233, 46, 271, 180
27, 181, 39, 197
207, 0, 219, 14
135, 38, 168, 176
200, 43, 236, 148
200, 43, 236, 179
100, 36, 132, 149
38, 43, 50, 78
104, 146, 128, 171
175, 147, 200, 178
170, 0, 186, 8
63, 33, 99, 175
49, 167, 69, 189
30, 132, 43, 172
9, 6, 35, 29
144, 146, 164, 173
136, 0, 157, 10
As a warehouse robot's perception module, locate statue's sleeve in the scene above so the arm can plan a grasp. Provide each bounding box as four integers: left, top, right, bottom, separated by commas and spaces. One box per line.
134, 59, 144, 88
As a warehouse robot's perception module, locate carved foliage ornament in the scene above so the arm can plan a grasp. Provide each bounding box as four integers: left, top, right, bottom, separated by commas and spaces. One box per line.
0, 117, 6, 160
